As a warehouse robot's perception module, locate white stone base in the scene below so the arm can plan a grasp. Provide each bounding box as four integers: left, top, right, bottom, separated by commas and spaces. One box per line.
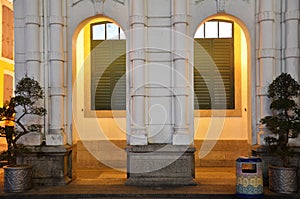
46, 133, 66, 145
129, 136, 148, 145
16, 145, 72, 186
125, 144, 196, 186
172, 133, 193, 145
16, 132, 43, 146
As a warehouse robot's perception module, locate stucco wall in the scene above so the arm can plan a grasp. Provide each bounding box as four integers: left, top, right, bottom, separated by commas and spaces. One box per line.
72, 1, 252, 143
13, 0, 300, 147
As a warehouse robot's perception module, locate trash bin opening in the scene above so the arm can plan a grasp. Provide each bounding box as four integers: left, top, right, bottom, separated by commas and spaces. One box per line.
241, 163, 257, 173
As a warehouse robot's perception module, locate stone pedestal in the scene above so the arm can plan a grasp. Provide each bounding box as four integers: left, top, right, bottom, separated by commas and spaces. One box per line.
17, 145, 73, 186
125, 145, 196, 186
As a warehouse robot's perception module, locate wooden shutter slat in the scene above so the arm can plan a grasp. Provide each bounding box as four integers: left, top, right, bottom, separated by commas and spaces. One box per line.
91, 38, 126, 110
194, 37, 234, 109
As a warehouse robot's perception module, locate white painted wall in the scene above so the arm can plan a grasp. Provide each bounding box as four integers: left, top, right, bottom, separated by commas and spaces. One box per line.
74, 29, 126, 141
13, 0, 300, 146
196, 27, 248, 141
73, 16, 249, 143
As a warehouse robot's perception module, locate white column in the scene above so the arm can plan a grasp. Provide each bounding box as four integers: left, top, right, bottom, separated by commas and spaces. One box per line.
46, 0, 66, 145
24, 0, 40, 79
172, 0, 192, 145
257, 0, 276, 144
42, 0, 49, 140
13, 0, 45, 146
128, 0, 147, 145
285, 0, 300, 146
284, 0, 300, 81
62, 0, 71, 145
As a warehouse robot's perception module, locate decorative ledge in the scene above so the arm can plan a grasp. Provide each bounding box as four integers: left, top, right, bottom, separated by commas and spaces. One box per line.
258, 11, 275, 22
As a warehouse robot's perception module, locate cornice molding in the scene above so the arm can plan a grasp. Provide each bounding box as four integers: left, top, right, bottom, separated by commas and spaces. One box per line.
257, 48, 275, 58
49, 51, 65, 62
25, 15, 40, 25
25, 51, 41, 62
130, 15, 146, 26
130, 49, 146, 61
285, 10, 300, 21
258, 11, 275, 22
173, 50, 189, 61
49, 87, 67, 97
285, 48, 300, 58
49, 15, 64, 25
172, 14, 188, 25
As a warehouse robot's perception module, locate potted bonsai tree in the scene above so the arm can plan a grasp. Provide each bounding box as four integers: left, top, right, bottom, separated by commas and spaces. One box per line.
261, 73, 300, 194
0, 76, 46, 192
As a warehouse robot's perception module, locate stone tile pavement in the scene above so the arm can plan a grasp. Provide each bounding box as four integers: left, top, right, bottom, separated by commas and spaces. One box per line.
0, 167, 298, 199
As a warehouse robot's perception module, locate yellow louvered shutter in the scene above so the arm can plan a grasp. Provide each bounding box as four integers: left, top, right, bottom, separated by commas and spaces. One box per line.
194, 38, 234, 109
91, 40, 126, 110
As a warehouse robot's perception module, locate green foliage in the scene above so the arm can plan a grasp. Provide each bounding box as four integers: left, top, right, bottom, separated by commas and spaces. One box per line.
0, 145, 30, 165
267, 73, 300, 99
0, 76, 46, 165
261, 73, 300, 167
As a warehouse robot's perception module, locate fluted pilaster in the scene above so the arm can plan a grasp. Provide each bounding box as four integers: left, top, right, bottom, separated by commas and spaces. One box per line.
172, 0, 192, 145
256, 0, 276, 143
24, 0, 41, 79
285, 0, 300, 81
128, 0, 147, 145
46, 0, 66, 145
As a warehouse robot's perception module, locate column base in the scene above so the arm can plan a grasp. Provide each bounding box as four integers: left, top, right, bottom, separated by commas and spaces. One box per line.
129, 136, 148, 145
125, 144, 196, 186
17, 145, 73, 186
46, 133, 66, 145
173, 133, 192, 145
16, 132, 43, 146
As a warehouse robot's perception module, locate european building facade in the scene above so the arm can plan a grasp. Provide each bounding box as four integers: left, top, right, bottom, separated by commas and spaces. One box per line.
13, 0, 300, 185
0, 0, 13, 151
0, 0, 13, 116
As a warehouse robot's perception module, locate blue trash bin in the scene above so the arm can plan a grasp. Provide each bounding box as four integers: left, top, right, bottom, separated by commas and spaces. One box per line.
236, 156, 263, 198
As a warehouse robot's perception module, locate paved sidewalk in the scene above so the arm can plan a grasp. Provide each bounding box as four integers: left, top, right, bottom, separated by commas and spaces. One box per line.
0, 167, 298, 199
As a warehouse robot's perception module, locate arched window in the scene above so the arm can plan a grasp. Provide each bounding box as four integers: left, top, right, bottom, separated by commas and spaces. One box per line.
194, 20, 234, 109
90, 21, 126, 110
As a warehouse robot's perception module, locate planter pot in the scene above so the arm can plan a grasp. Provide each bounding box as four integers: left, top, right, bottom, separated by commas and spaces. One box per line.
3, 164, 32, 192
268, 165, 298, 194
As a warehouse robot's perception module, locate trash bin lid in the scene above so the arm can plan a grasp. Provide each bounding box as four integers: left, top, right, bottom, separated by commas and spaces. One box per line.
236, 156, 262, 162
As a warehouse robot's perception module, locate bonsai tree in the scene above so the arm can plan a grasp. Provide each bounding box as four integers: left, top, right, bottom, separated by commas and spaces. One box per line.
261, 73, 300, 167
0, 76, 46, 165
